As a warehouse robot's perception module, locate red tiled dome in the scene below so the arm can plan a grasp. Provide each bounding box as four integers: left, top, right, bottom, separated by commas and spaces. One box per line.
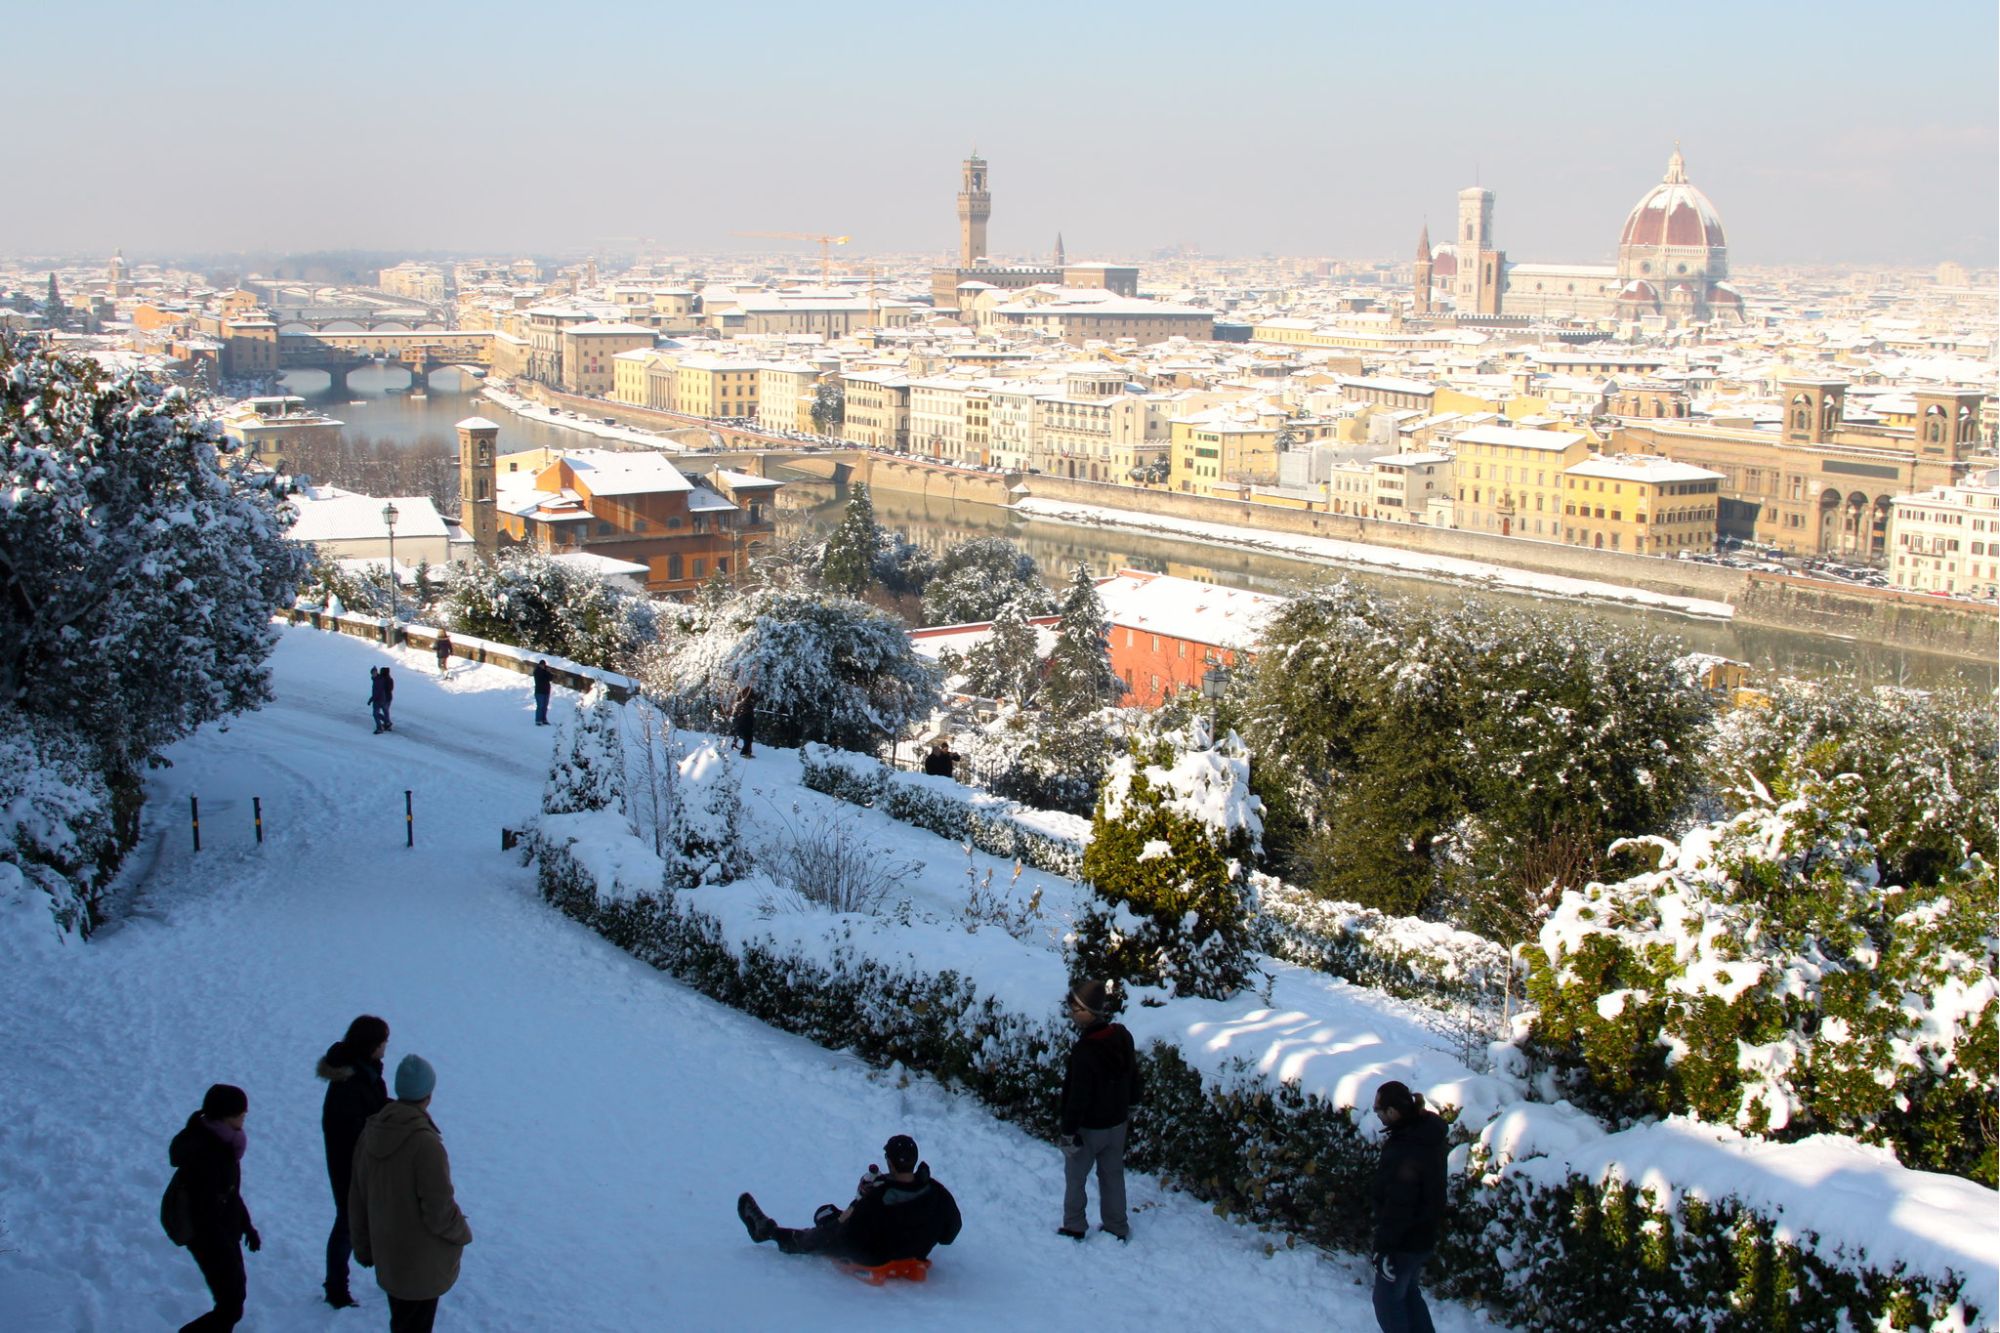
1619, 149, 1726, 250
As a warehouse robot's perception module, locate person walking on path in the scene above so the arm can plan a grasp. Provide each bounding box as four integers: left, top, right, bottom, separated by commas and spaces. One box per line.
737, 1134, 961, 1268
730, 681, 756, 757
379, 666, 395, 732
166, 1083, 261, 1332
369, 668, 390, 734
1369, 1080, 1449, 1333
350, 1055, 473, 1333
433, 633, 452, 674
532, 660, 553, 726
1058, 978, 1143, 1242
318, 1015, 390, 1309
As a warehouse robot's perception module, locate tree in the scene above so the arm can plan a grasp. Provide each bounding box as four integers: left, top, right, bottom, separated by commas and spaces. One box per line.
958, 595, 1044, 701
1, 340, 309, 867
638, 586, 942, 754
41, 275, 64, 331
1042, 563, 1123, 713
819, 483, 880, 595
441, 550, 658, 671
543, 686, 627, 815
809, 381, 845, 436
919, 537, 1053, 625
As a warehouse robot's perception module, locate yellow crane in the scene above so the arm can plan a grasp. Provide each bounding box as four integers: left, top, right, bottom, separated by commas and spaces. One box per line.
731, 230, 850, 284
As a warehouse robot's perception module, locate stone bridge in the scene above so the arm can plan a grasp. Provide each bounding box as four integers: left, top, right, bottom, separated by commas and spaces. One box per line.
272, 307, 447, 333
278, 330, 494, 391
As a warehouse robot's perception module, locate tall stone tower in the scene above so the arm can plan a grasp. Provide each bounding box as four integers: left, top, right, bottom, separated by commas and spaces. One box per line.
1412, 224, 1433, 316
456, 416, 500, 556
957, 153, 991, 267
1053, 232, 1066, 267
1455, 186, 1499, 315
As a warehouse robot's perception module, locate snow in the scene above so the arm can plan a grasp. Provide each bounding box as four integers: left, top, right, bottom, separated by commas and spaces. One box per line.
1012, 498, 1737, 619
0, 628, 1494, 1332
478, 384, 694, 452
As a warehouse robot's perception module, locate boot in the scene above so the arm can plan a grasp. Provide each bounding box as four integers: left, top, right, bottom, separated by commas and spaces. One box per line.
324, 1281, 359, 1309
737, 1192, 777, 1244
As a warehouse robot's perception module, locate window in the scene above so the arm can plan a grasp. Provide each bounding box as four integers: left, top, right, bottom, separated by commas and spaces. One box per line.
596, 521, 613, 537
692, 559, 705, 579
667, 554, 684, 581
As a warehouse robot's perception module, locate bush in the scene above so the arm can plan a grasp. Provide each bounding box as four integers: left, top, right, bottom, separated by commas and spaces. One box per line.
759, 804, 918, 915
543, 687, 627, 816
0, 713, 117, 936
442, 549, 658, 671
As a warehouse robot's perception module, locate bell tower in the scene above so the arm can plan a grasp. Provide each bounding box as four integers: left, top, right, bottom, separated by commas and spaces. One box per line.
1455, 186, 1498, 314
957, 152, 991, 267
1413, 223, 1434, 316
456, 416, 500, 556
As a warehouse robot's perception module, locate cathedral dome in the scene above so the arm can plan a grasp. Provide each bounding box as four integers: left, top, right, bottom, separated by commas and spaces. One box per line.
1619, 148, 1726, 250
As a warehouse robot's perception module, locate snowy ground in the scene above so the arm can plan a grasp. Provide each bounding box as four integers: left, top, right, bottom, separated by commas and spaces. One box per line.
0, 628, 1503, 1332
1011, 496, 1737, 620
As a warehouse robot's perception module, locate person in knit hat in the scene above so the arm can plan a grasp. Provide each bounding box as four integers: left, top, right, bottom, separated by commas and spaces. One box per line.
166, 1083, 260, 1331
350, 1055, 472, 1332
737, 1133, 962, 1270
1369, 1079, 1448, 1333
1057, 978, 1143, 1241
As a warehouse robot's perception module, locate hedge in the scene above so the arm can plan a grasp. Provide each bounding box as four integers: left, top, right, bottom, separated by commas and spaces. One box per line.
528, 835, 1979, 1331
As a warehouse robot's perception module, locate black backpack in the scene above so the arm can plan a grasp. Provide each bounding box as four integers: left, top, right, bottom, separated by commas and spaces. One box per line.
160, 1170, 195, 1247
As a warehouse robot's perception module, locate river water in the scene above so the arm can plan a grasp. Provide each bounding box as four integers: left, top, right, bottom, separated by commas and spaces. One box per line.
278, 368, 1994, 691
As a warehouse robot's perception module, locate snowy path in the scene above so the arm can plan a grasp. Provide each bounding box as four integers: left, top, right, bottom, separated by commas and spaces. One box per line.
0, 629, 1500, 1331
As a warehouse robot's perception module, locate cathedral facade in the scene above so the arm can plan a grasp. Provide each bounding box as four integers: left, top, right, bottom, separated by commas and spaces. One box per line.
1422, 148, 1741, 327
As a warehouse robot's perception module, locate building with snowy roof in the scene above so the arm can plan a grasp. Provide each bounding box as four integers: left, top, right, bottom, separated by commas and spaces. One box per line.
1560, 454, 1723, 555
289, 485, 451, 566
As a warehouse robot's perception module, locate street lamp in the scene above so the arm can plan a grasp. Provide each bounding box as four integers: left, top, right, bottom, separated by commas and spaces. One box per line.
381, 501, 400, 634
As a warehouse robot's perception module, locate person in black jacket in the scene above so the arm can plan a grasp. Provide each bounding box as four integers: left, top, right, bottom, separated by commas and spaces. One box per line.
737, 1134, 962, 1268
532, 660, 554, 725
1369, 1080, 1449, 1333
168, 1083, 260, 1332
1058, 978, 1143, 1241
318, 1014, 390, 1309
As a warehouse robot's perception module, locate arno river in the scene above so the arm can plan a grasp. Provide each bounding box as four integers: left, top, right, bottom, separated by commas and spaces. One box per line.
282, 368, 1994, 692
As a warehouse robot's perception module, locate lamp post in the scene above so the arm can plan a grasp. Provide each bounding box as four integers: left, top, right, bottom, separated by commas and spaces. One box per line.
381, 501, 400, 636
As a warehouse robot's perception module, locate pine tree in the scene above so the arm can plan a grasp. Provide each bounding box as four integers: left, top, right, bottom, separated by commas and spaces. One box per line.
42, 274, 64, 331
960, 594, 1044, 701
819, 483, 880, 595
542, 687, 627, 815
920, 537, 1052, 625
1042, 563, 1122, 713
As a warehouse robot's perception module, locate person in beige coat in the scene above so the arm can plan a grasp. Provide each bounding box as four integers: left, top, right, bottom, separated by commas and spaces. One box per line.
349, 1055, 472, 1333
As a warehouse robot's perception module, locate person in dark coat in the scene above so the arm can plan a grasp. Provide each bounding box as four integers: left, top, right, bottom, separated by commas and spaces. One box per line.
433, 633, 452, 674
369, 668, 390, 734
1369, 1079, 1449, 1333
1058, 978, 1143, 1241
168, 1083, 260, 1332
318, 1014, 391, 1308
532, 660, 553, 726
737, 1134, 961, 1268
921, 740, 957, 778
380, 666, 395, 731
730, 682, 756, 757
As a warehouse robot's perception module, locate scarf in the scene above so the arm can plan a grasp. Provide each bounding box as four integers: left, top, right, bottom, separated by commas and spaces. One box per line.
203, 1117, 248, 1161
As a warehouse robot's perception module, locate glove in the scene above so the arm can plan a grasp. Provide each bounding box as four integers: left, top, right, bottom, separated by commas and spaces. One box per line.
856, 1163, 882, 1196
245, 1227, 262, 1253
1373, 1252, 1395, 1283
1060, 1133, 1084, 1157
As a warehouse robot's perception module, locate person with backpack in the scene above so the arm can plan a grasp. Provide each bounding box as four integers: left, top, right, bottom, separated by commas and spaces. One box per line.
350, 1054, 473, 1333
318, 1015, 391, 1309
1058, 978, 1143, 1242
737, 1134, 961, 1269
163, 1083, 260, 1332
1369, 1079, 1449, 1333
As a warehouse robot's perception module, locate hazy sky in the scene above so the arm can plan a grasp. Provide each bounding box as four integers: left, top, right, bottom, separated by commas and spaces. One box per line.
3, 1, 1994, 267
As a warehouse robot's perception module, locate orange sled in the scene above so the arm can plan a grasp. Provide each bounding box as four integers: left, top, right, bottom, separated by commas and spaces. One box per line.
837, 1258, 932, 1285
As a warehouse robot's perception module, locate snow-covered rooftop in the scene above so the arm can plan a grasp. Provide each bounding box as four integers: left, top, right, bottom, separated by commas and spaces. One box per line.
1093, 570, 1287, 652
1566, 455, 1725, 484
289, 488, 449, 543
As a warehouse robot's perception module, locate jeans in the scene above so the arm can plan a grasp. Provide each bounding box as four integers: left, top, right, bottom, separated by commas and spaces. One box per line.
372, 701, 389, 732
534, 691, 550, 725
1061, 1120, 1129, 1237
180, 1238, 245, 1331
325, 1197, 351, 1291
388, 1295, 439, 1332
1371, 1250, 1435, 1333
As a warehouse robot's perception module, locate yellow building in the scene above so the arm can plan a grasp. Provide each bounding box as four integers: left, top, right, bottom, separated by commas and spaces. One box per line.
757, 363, 821, 433
1170, 414, 1279, 498
558, 322, 654, 396
841, 371, 911, 450
673, 356, 762, 420
611, 348, 659, 407
1453, 423, 1591, 539
1561, 454, 1723, 554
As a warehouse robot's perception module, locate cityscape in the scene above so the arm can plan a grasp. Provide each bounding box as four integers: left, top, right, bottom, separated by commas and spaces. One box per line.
1, 5, 1995, 1332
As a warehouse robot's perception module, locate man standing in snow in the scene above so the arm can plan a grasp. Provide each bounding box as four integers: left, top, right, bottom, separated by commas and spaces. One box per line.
1369, 1080, 1448, 1333
1058, 978, 1143, 1241
433, 632, 452, 675
318, 1015, 390, 1309
730, 681, 756, 757
166, 1083, 260, 1332
369, 668, 390, 734
350, 1055, 473, 1333
532, 660, 553, 726
737, 1133, 961, 1268
379, 666, 395, 732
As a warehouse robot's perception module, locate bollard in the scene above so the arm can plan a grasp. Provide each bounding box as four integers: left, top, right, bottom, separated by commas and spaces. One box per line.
405, 790, 414, 848
254, 796, 264, 845
190, 796, 201, 852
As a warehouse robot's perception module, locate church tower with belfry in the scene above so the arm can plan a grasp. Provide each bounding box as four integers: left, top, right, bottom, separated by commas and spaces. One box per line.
1455, 186, 1502, 315
456, 416, 500, 556
957, 152, 990, 267
1412, 224, 1433, 315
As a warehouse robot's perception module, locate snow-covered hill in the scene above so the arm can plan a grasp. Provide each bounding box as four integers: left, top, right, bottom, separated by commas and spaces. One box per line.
0, 628, 1499, 1332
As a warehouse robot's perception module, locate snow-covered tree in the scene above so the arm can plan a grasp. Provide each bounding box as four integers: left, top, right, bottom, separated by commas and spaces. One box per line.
664, 739, 749, 889
808, 381, 844, 435
41, 275, 64, 331
442, 549, 658, 670
957, 595, 1045, 701
920, 537, 1053, 626
0, 711, 116, 935
818, 483, 880, 594
543, 687, 627, 816
1, 340, 309, 871
1042, 563, 1123, 713
638, 586, 941, 753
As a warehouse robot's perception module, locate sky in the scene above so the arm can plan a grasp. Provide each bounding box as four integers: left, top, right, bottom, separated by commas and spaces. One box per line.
1, 0, 1994, 268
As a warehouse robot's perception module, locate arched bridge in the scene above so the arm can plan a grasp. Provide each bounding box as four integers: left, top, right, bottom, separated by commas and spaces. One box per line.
279, 330, 494, 391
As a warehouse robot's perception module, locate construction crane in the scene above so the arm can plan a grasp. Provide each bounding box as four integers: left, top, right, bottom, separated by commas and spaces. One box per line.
731, 230, 850, 284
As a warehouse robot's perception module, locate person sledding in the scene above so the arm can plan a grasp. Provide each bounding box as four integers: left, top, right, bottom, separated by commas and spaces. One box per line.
737, 1133, 961, 1278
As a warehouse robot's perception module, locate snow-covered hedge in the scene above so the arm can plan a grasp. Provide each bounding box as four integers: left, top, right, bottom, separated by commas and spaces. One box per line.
799, 744, 1088, 881
529, 819, 1984, 1331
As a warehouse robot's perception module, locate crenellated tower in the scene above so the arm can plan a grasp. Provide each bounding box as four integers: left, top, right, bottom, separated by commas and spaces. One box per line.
957, 153, 990, 267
